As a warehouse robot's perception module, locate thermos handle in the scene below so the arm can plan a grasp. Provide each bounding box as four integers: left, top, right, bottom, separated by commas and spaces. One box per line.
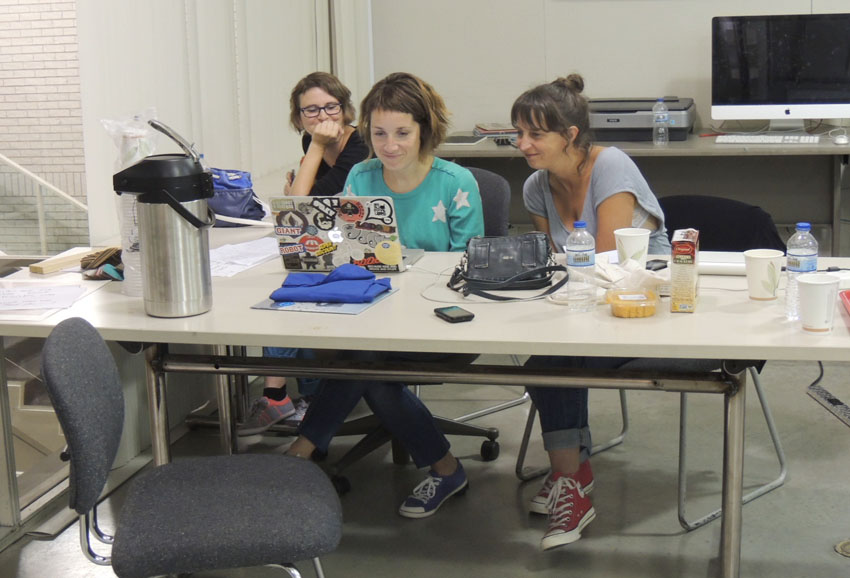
158, 188, 215, 229
148, 119, 203, 164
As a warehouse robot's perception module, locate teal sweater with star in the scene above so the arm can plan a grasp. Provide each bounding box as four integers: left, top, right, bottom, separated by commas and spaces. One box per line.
342, 157, 484, 251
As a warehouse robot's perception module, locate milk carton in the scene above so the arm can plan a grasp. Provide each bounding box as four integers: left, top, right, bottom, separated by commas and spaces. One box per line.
670, 228, 699, 313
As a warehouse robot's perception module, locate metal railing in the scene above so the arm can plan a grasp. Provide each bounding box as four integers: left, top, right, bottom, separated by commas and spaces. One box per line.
0, 152, 88, 255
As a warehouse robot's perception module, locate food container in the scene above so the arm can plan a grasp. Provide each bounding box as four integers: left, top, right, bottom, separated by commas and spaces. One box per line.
607, 288, 658, 318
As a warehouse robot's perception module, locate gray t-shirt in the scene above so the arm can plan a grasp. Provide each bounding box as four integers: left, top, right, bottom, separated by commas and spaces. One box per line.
523, 147, 671, 254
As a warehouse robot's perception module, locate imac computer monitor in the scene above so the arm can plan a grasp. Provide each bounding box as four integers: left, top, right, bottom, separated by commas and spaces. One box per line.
712, 13, 850, 130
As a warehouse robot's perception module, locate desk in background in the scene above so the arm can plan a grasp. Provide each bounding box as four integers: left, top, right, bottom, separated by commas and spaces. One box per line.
437, 134, 849, 255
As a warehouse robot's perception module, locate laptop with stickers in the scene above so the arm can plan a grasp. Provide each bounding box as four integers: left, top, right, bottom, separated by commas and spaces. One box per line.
271, 195, 407, 273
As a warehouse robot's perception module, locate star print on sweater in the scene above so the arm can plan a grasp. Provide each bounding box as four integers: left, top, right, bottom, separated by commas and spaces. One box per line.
453, 188, 471, 210
432, 200, 447, 222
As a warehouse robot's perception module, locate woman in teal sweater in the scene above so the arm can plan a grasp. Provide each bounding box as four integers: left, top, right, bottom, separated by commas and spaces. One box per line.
287, 72, 483, 519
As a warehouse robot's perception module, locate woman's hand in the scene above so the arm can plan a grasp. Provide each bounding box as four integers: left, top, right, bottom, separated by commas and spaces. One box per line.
283, 170, 295, 195
310, 120, 343, 148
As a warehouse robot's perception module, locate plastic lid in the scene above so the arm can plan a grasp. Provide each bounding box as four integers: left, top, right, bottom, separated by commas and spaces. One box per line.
113, 154, 213, 203
574, 221, 587, 228
795, 222, 812, 231
656, 97, 664, 102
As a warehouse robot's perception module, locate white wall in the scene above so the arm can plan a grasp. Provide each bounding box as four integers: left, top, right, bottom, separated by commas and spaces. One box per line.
370, 0, 849, 132
77, 0, 333, 245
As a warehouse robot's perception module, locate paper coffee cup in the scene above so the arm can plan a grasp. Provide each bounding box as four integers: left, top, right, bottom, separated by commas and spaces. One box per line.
614, 228, 651, 268
797, 273, 839, 333
743, 249, 784, 300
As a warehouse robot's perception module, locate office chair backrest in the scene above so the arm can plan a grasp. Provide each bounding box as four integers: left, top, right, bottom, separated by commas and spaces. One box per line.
41, 317, 124, 515
659, 195, 786, 252
467, 166, 511, 236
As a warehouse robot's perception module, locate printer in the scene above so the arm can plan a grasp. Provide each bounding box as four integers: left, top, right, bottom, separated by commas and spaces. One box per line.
589, 97, 695, 141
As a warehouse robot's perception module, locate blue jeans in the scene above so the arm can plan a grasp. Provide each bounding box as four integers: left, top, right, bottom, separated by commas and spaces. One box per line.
298, 351, 453, 469
263, 347, 321, 397
525, 355, 632, 461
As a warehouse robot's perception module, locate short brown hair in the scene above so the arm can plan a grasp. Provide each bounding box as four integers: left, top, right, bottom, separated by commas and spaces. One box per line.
511, 73, 593, 171
358, 72, 449, 159
289, 72, 356, 131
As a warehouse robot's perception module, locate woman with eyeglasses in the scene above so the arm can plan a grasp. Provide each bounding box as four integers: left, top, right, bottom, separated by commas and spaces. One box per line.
238, 72, 369, 437
285, 71, 369, 197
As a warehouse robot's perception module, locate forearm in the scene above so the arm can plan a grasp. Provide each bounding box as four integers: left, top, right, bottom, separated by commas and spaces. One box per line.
288, 144, 326, 196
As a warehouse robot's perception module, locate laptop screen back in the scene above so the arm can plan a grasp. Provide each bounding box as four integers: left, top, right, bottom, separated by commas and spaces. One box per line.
271, 195, 404, 273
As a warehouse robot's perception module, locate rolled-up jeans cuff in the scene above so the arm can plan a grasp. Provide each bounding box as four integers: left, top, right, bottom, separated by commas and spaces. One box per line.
541, 426, 591, 460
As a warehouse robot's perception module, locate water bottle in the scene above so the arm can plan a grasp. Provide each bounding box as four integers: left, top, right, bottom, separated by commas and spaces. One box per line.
565, 221, 596, 312
785, 222, 818, 321
652, 98, 669, 146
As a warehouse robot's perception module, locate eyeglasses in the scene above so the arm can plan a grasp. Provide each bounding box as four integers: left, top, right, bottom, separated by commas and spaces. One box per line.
299, 103, 342, 118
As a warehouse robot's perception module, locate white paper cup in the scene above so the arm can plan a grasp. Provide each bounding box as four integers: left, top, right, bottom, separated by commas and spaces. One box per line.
743, 249, 784, 300
797, 273, 839, 333
614, 228, 651, 268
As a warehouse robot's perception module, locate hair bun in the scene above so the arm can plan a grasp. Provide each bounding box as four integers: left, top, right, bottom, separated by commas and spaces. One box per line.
554, 74, 584, 94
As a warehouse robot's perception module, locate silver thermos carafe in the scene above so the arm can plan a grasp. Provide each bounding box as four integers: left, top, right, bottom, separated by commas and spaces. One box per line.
113, 120, 214, 318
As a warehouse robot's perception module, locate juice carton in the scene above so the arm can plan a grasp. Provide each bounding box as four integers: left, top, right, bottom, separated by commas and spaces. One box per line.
670, 228, 699, 313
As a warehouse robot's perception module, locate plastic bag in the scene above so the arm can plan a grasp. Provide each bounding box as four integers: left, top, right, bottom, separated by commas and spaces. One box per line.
102, 108, 159, 296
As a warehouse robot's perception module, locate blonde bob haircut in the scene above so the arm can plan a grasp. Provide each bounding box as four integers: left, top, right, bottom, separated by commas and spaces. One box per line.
358, 72, 449, 159
289, 72, 356, 131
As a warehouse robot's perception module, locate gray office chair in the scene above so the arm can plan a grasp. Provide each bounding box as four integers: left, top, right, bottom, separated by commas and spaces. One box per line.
42, 317, 342, 578
516, 195, 788, 531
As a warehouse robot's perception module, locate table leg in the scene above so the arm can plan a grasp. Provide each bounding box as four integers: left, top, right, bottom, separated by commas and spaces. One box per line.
720, 367, 747, 578
831, 155, 845, 256
0, 340, 21, 529
214, 345, 233, 455
145, 344, 171, 466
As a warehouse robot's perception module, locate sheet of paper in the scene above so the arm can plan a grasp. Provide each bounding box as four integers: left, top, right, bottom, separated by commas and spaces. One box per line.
0, 285, 86, 311
210, 236, 279, 277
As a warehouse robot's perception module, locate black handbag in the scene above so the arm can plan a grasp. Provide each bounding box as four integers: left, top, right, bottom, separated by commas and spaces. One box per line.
448, 232, 567, 300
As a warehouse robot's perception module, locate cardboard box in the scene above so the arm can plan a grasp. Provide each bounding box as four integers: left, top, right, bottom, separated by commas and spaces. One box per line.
670, 229, 699, 313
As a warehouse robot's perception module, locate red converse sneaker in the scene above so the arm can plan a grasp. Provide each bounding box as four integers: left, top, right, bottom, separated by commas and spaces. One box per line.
541, 474, 595, 551
529, 460, 594, 514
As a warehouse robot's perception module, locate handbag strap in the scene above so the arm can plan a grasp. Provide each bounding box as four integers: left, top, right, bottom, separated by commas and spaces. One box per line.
448, 264, 569, 301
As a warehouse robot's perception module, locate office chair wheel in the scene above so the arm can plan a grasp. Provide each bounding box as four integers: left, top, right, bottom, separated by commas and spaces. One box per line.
480, 440, 500, 461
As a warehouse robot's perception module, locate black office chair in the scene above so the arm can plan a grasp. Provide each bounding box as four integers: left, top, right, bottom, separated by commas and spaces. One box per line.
516, 195, 789, 531
325, 168, 515, 491
42, 317, 342, 578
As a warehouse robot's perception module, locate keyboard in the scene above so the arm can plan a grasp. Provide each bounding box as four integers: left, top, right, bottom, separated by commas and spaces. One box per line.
715, 133, 821, 144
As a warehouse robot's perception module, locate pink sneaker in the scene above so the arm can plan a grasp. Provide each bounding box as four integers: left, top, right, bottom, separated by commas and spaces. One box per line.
529, 460, 594, 514
237, 396, 295, 436
541, 474, 595, 551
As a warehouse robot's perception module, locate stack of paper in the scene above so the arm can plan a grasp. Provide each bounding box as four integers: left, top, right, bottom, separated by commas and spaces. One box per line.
210, 236, 279, 277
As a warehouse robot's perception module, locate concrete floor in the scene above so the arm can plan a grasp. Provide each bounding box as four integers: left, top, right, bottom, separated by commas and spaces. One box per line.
1, 360, 849, 578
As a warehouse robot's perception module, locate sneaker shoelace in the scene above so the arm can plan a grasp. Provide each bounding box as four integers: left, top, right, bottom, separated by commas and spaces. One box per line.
538, 473, 554, 497
545, 477, 582, 527
245, 398, 270, 420
410, 475, 441, 503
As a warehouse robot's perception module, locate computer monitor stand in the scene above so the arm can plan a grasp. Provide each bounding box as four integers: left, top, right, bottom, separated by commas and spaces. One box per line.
768, 118, 807, 132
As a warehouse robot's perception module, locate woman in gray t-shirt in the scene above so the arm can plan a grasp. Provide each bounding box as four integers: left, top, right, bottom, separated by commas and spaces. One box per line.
511, 73, 670, 552
517, 78, 670, 256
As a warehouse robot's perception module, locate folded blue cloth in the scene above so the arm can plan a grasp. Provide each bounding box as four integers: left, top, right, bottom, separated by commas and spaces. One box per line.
270, 264, 392, 303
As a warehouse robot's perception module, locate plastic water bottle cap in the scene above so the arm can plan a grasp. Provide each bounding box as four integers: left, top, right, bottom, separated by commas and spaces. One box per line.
656, 98, 664, 102
795, 222, 811, 231
574, 221, 587, 228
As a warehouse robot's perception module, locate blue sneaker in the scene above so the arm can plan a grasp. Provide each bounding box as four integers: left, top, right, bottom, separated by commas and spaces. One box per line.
398, 460, 468, 519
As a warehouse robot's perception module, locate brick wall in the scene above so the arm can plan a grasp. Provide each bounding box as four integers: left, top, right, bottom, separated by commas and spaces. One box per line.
0, 0, 87, 256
